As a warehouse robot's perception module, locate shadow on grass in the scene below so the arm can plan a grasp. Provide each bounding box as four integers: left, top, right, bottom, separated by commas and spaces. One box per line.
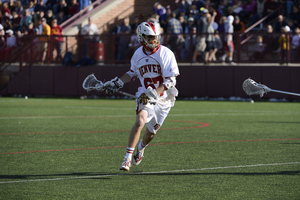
0, 172, 112, 180
1, 170, 299, 181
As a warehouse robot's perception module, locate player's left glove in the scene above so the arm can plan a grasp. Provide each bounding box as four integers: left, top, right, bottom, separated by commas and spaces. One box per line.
103, 77, 124, 94
139, 86, 158, 105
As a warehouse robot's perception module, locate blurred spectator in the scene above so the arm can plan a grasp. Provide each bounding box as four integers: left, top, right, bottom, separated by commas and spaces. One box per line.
221, 15, 235, 64
285, 0, 294, 17
167, 12, 182, 57
11, 11, 21, 32
15, 0, 24, 15
263, 0, 281, 23
184, 17, 195, 33
27, 21, 35, 36
50, 18, 64, 62
178, 0, 191, 16
126, 27, 140, 58
291, 27, 300, 62
181, 26, 197, 61
57, 0, 68, 17
249, 35, 265, 62
15, 30, 24, 47
192, 7, 208, 63
27, 1, 35, 15
213, 30, 223, 61
116, 16, 131, 61
278, 25, 290, 64
37, 18, 51, 64
204, 11, 217, 64
218, 15, 227, 34
46, 10, 55, 26
233, 15, 245, 32
57, 11, 66, 25
130, 16, 140, 34
273, 14, 288, 32
287, 19, 296, 32
2, 2, 11, 15
190, 4, 200, 22
46, 0, 59, 16
221, 0, 231, 16
8, 0, 16, 12
2, 18, 13, 31
34, 11, 45, 28
169, 0, 181, 14
0, 28, 6, 50
112, 19, 122, 34
262, 25, 277, 60
34, 0, 47, 15
154, 2, 167, 22
290, 5, 300, 27
20, 8, 32, 29
80, 17, 99, 57
176, 34, 186, 61
78, 0, 90, 11
178, 15, 187, 33
239, 0, 256, 24
250, 0, 267, 26
68, 0, 79, 17
0, 29, 16, 60
211, 5, 222, 26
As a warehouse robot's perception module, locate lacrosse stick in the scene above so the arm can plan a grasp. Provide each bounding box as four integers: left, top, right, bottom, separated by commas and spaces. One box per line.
242, 78, 300, 97
82, 74, 156, 104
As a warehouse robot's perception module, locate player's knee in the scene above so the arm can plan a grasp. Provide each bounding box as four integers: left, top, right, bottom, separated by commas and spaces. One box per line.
134, 118, 146, 129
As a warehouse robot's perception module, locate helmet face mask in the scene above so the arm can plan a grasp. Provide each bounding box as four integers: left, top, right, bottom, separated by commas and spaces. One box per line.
137, 22, 160, 52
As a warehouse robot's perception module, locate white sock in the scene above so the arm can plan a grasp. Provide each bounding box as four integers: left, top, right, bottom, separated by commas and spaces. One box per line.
138, 141, 147, 151
125, 147, 134, 160
228, 57, 232, 62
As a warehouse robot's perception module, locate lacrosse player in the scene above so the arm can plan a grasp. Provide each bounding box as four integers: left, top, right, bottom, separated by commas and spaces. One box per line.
103, 22, 180, 172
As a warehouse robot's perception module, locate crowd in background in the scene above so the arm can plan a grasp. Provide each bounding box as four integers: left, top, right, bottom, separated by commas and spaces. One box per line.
0, 0, 93, 62
114, 0, 300, 64
0, 0, 300, 64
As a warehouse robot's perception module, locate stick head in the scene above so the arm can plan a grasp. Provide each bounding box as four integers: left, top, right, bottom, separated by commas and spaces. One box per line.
82, 74, 103, 91
242, 78, 271, 97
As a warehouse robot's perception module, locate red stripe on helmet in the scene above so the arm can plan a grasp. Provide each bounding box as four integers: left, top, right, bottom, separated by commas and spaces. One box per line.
147, 22, 156, 34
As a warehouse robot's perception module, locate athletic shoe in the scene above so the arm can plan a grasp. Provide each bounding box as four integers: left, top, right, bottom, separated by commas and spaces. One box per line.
132, 141, 145, 166
120, 158, 131, 172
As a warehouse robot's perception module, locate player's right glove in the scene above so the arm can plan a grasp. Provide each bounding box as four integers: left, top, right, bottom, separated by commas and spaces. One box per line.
139, 86, 158, 105
103, 77, 124, 94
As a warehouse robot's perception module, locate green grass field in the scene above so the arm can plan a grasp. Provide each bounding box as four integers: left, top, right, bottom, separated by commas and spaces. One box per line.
0, 97, 299, 200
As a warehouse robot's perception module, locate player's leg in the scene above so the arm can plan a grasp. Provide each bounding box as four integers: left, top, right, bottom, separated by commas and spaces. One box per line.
120, 110, 148, 171
133, 104, 171, 166
133, 128, 154, 166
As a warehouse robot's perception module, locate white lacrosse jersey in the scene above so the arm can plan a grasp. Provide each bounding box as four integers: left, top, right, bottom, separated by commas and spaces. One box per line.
127, 45, 180, 107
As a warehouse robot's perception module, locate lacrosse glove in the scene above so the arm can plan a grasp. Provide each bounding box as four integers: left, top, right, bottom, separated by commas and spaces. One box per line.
139, 87, 158, 105
103, 77, 124, 94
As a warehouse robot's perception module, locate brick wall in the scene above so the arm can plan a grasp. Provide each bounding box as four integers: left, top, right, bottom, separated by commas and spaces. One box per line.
93, 0, 176, 34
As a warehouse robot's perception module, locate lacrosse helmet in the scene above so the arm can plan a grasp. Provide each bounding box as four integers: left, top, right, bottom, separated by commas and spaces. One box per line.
137, 22, 160, 52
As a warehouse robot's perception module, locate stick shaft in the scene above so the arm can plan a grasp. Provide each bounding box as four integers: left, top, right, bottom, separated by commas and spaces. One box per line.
117, 91, 138, 99
270, 89, 300, 97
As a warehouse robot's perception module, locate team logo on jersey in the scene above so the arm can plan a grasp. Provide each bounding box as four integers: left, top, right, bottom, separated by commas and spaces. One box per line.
146, 59, 149, 62
139, 64, 162, 77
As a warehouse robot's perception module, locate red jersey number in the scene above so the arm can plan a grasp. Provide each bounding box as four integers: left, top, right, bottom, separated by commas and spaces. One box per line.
144, 76, 164, 89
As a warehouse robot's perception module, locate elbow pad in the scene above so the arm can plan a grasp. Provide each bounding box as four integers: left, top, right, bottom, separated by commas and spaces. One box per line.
163, 77, 176, 90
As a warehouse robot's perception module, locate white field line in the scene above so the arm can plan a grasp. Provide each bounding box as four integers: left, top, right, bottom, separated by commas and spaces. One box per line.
0, 162, 299, 184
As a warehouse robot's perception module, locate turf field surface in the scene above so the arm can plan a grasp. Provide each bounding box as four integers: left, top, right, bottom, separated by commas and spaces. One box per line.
0, 98, 299, 199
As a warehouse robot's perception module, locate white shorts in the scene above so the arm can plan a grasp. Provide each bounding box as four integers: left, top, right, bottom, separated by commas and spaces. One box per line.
136, 101, 171, 134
